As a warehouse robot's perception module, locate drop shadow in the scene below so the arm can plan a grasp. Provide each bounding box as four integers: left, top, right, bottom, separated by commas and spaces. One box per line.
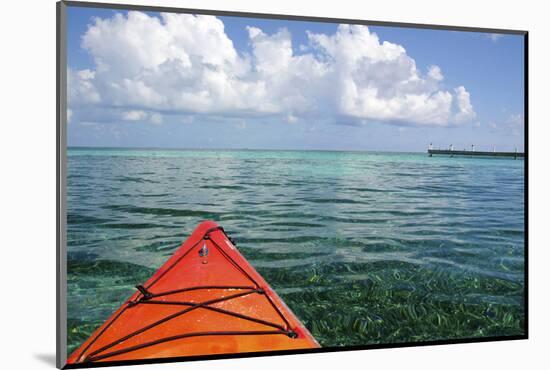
34, 353, 57, 367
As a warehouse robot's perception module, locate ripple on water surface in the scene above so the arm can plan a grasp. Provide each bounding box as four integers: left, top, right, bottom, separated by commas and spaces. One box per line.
66, 149, 525, 354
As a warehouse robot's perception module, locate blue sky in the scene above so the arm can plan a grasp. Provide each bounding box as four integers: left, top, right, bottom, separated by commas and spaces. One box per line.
66, 5, 525, 152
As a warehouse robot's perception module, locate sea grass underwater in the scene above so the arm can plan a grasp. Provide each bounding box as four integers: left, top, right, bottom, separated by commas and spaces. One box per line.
67, 148, 525, 354
67, 256, 524, 353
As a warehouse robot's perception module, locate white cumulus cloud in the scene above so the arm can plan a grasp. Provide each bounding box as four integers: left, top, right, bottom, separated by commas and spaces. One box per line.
121, 110, 163, 124
121, 110, 148, 121
68, 12, 476, 127
487, 33, 503, 42
452, 86, 476, 124
68, 68, 101, 104
428, 65, 444, 81
508, 113, 524, 126
307, 24, 475, 126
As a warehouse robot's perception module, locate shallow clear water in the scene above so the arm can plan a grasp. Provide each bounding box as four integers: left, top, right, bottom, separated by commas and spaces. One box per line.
67, 148, 525, 354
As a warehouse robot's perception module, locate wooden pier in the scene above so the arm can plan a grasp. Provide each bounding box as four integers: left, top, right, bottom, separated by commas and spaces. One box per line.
428, 149, 524, 159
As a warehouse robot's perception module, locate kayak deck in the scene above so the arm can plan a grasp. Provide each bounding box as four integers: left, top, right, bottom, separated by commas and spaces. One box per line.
67, 221, 319, 364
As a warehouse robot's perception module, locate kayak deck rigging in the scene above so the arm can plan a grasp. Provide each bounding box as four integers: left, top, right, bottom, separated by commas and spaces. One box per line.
68, 223, 319, 364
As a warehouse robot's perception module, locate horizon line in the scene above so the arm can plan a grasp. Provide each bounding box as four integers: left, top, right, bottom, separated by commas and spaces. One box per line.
67, 145, 431, 154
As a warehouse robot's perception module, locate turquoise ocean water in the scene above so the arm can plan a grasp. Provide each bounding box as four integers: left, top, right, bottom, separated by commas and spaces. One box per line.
67, 148, 525, 354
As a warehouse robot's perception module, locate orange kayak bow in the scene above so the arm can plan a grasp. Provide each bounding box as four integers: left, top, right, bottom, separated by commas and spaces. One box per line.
67, 221, 320, 364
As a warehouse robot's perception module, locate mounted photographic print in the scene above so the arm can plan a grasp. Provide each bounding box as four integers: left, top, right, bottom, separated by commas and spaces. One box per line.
56, 1, 527, 368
